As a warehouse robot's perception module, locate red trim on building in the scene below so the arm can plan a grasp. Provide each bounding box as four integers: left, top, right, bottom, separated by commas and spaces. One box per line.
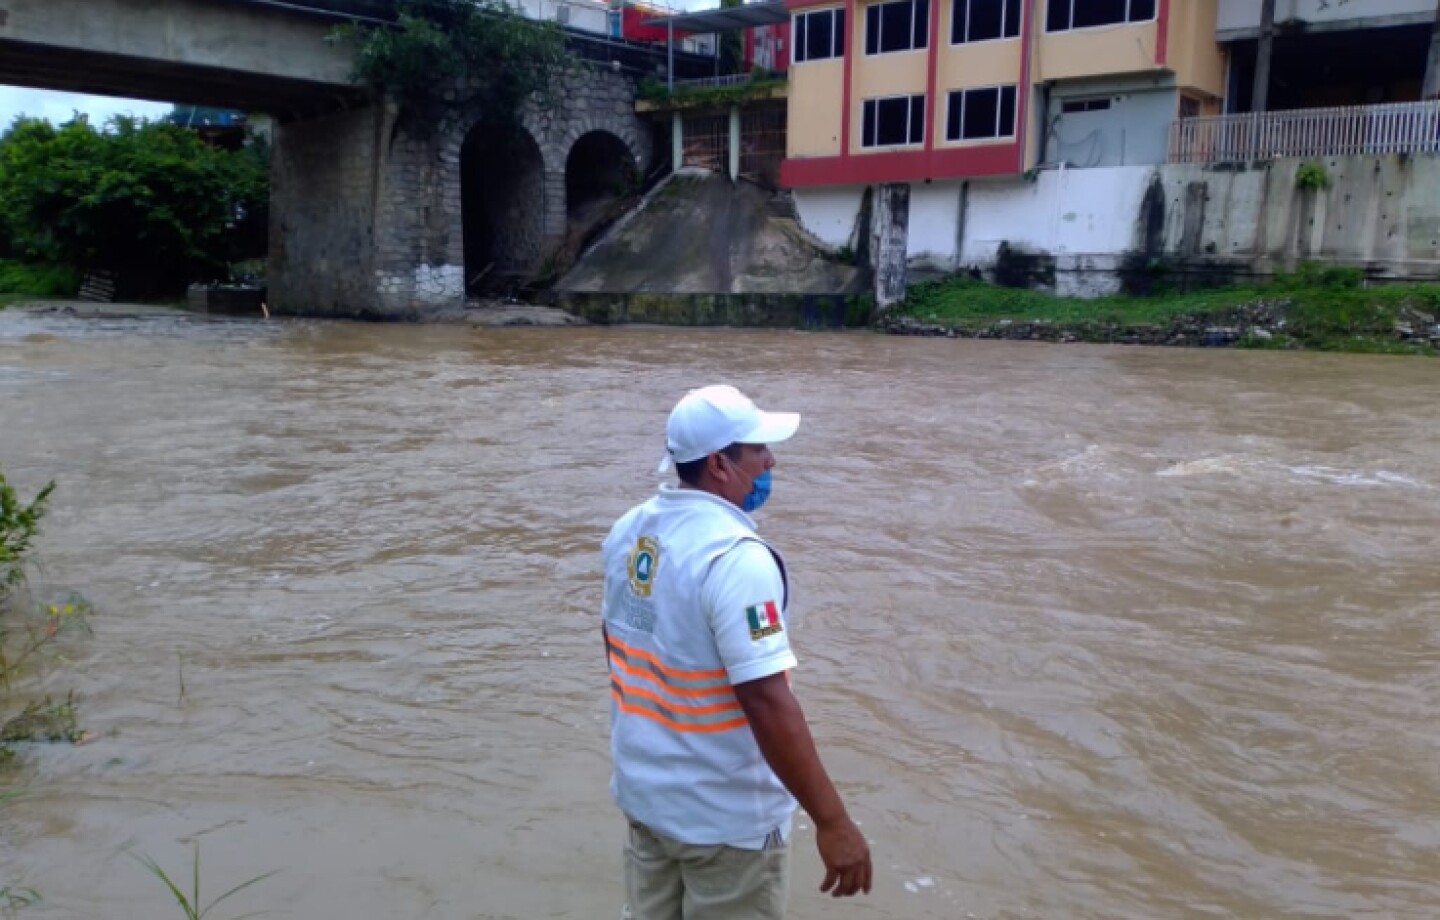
922, 0, 941, 154
841, 0, 855, 155
1012, 0, 1035, 174
785, 0, 837, 9
1156, 0, 1170, 66
780, 142, 1020, 187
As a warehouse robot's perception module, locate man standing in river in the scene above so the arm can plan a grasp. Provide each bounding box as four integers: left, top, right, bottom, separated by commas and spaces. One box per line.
601, 384, 872, 919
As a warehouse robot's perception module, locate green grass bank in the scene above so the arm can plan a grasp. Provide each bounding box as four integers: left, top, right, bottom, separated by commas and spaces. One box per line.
885, 269, 1440, 356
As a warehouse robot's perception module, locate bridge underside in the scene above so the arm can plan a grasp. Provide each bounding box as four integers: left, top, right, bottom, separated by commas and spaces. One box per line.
0, 42, 367, 120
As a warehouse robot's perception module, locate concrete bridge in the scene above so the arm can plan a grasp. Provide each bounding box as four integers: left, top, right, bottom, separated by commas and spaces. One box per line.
0, 0, 691, 316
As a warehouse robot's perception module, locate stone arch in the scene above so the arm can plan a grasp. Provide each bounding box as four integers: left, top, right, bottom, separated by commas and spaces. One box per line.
458, 123, 547, 289
566, 129, 640, 220
537, 117, 648, 257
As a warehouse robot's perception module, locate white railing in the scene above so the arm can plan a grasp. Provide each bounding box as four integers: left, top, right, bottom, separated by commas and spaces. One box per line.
1169, 100, 1440, 164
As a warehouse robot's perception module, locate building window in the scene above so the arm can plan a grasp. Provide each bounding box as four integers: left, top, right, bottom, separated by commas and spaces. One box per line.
1046, 0, 1156, 33
1178, 96, 1201, 119
1061, 97, 1111, 113
794, 8, 846, 63
951, 0, 1020, 44
863, 94, 926, 147
865, 0, 929, 55
946, 86, 1017, 141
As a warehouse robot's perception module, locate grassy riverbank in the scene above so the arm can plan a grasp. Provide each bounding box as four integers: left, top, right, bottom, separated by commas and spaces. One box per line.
886, 271, 1440, 355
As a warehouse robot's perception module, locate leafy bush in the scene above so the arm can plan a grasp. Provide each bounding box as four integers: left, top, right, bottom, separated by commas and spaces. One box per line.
332, 0, 569, 126
0, 116, 269, 298
0, 260, 80, 297
0, 473, 52, 601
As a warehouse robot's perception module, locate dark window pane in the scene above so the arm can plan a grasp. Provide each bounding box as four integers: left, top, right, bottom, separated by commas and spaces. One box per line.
910, 95, 925, 143
951, 0, 964, 43
962, 87, 1000, 139
834, 9, 846, 56
1130, 0, 1156, 21
863, 99, 877, 146
866, 5, 880, 54
999, 85, 1016, 136
968, 0, 1003, 42
1074, 0, 1127, 29
947, 91, 964, 140
875, 97, 910, 145
915, 0, 929, 48
1047, 0, 1070, 31
794, 14, 807, 61
879, 1, 913, 52
810, 12, 833, 60
1004, 0, 1021, 35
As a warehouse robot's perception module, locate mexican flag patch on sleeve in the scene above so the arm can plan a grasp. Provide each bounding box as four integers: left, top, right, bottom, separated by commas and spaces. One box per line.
746, 600, 783, 640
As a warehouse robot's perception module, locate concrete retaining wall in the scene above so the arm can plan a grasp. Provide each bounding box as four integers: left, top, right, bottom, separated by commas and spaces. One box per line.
793, 155, 1440, 297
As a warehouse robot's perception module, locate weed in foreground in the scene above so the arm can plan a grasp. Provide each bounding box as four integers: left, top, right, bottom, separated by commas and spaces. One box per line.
131, 846, 277, 920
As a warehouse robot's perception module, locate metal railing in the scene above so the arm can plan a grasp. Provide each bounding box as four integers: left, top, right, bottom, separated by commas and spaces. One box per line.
1169, 100, 1440, 164
673, 73, 754, 90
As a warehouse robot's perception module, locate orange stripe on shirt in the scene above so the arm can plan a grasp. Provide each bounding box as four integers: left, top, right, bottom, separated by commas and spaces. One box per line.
606, 633, 728, 682
611, 690, 751, 734
608, 653, 740, 700
611, 673, 745, 716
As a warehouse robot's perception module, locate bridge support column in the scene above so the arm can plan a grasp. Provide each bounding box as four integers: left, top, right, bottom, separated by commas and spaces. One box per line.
270, 102, 467, 319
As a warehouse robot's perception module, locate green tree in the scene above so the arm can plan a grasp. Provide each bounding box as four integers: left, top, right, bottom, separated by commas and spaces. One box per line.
334, 0, 570, 128
0, 116, 269, 297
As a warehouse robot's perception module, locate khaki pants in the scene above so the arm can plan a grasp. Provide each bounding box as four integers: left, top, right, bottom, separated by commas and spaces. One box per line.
622, 821, 790, 920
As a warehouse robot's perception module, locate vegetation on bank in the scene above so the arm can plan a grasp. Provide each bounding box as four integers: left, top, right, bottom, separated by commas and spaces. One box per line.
891, 267, 1440, 355
0, 116, 268, 300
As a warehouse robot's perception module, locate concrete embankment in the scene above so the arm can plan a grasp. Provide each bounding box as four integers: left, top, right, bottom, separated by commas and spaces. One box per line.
552, 171, 866, 326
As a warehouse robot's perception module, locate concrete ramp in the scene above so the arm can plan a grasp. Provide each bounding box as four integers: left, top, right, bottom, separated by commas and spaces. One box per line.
556, 172, 861, 295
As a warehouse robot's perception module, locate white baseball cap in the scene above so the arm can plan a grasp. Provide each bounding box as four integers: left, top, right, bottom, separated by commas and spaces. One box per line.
658, 385, 800, 473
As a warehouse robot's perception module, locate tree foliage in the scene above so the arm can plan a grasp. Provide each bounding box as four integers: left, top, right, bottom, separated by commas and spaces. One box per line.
333, 0, 570, 126
0, 116, 269, 296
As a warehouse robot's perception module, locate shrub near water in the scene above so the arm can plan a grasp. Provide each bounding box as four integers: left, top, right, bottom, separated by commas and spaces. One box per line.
1, 472, 91, 761
0, 116, 268, 298
0, 260, 80, 298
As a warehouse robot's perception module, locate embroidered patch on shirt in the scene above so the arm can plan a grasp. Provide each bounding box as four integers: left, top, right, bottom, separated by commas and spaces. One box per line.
746, 600, 783, 641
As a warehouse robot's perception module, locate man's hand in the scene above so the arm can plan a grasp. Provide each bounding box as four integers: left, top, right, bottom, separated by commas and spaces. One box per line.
816, 815, 872, 897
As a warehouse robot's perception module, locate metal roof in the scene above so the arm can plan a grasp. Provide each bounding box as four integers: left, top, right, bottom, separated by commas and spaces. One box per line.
641, 1, 790, 32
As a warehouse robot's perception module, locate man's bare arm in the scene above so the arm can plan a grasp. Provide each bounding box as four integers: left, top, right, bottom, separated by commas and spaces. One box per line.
733, 673, 873, 897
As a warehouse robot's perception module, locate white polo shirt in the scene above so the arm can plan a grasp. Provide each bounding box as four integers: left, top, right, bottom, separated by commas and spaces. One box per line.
603, 486, 798, 847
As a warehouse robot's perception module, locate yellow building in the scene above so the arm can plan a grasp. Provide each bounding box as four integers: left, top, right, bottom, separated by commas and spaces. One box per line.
781, 0, 1226, 187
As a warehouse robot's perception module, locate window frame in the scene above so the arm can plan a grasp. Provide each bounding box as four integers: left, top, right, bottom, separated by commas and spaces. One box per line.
793, 7, 847, 64
861, 93, 927, 148
1060, 97, 1112, 114
950, 0, 1021, 46
864, 0, 930, 56
944, 84, 1019, 143
1045, 0, 1157, 35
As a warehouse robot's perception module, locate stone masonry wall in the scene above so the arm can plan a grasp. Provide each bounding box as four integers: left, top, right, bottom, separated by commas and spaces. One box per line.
379, 65, 652, 316
270, 104, 395, 317
268, 65, 651, 318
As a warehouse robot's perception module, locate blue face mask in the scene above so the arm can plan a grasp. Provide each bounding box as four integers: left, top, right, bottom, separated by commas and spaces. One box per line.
722, 455, 773, 512
742, 471, 772, 513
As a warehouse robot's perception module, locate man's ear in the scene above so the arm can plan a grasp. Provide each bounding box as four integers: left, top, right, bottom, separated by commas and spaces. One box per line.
707, 452, 732, 483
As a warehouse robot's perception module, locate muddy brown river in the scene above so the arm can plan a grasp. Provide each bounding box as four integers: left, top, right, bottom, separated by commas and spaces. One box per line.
1, 309, 1437, 920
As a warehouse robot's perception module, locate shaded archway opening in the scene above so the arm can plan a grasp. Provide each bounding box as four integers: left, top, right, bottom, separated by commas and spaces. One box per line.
461, 125, 545, 294
564, 131, 639, 253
